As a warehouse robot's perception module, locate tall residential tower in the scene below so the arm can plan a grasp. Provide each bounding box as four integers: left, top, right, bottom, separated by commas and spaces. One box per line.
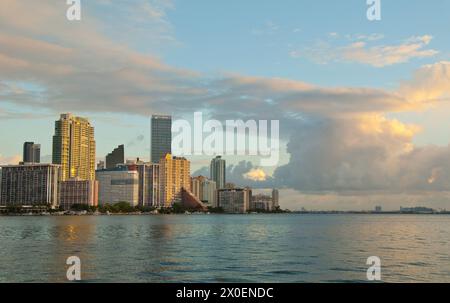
210, 156, 226, 189
52, 113, 96, 181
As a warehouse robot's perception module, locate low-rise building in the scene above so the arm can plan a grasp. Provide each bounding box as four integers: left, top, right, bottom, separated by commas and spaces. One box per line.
217, 187, 252, 213
59, 178, 98, 210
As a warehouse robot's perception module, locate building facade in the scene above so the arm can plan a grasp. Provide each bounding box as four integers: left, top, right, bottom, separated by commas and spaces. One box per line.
272, 189, 279, 209
151, 115, 172, 163
210, 156, 226, 189
251, 193, 273, 211
217, 188, 252, 214
191, 176, 217, 207
0, 164, 60, 208
96, 165, 139, 206
59, 178, 98, 210
106, 144, 124, 169
23, 142, 41, 163
159, 154, 190, 207
52, 113, 96, 181
136, 162, 160, 207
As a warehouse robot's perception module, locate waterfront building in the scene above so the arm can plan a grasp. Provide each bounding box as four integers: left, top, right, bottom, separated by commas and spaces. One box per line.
159, 154, 190, 207
217, 187, 252, 214
52, 113, 96, 181
210, 156, 226, 189
272, 188, 279, 210
96, 165, 139, 206
191, 176, 217, 207
23, 142, 41, 163
59, 178, 98, 210
136, 162, 160, 207
106, 144, 124, 169
0, 164, 61, 208
151, 115, 172, 163
251, 193, 273, 211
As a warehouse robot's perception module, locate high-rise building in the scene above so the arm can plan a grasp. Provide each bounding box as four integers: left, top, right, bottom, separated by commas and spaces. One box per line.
272, 189, 279, 210
0, 164, 61, 208
191, 176, 217, 207
136, 162, 160, 207
159, 154, 190, 207
217, 187, 252, 214
59, 178, 98, 210
96, 165, 139, 206
210, 156, 226, 189
151, 115, 172, 163
23, 142, 41, 163
106, 144, 124, 169
52, 113, 96, 181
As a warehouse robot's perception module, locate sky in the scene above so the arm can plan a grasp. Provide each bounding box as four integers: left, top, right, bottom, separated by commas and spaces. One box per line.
1, 0, 450, 210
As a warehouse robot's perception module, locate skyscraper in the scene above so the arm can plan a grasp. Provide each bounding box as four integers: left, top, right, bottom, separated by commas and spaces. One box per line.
52, 113, 96, 181
151, 115, 172, 163
23, 142, 40, 163
159, 154, 190, 207
106, 144, 124, 169
210, 156, 226, 189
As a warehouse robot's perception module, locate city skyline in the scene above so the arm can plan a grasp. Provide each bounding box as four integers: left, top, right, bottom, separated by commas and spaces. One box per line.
1, 1, 450, 211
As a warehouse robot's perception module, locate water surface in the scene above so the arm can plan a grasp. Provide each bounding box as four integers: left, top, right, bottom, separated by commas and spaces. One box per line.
0, 214, 449, 282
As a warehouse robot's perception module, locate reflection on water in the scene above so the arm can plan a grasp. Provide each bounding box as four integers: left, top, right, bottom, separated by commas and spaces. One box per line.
0, 214, 449, 282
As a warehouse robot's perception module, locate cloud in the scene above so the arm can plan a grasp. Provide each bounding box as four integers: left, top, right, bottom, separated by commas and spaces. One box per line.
193, 161, 275, 188
292, 35, 438, 67
243, 168, 268, 182
0, 154, 21, 165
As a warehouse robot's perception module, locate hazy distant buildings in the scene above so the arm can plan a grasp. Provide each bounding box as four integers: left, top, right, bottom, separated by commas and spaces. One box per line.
272, 189, 279, 209
251, 193, 273, 211
159, 154, 190, 207
250, 189, 280, 211
96, 165, 139, 206
151, 115, 172, 163
0, 164, 60, 208
217, 187, 252, 214
23, 142, 40, 163
52, 113, 96, 181
59, 178, 98, 210
191, 176, 217, 207
106, 144, 124, 169
97, 161, 105, 170
210, 156, 226, 189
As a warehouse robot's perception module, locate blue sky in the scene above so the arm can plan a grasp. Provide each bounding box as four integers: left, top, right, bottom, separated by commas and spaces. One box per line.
2, 0, 450, 209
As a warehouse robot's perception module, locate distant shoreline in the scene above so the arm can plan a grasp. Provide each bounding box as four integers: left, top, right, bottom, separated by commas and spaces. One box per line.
1, 211, 450, 217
